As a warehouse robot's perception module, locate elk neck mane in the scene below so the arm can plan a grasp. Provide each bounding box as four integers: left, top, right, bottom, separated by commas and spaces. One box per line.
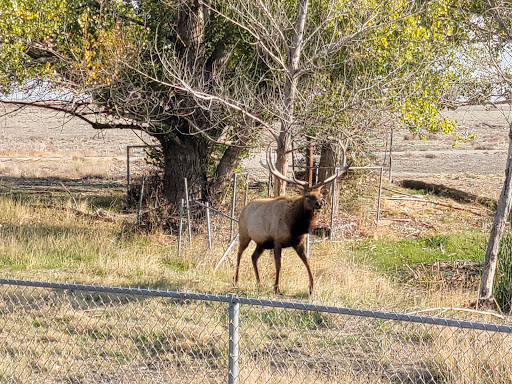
289, 195, 318, 238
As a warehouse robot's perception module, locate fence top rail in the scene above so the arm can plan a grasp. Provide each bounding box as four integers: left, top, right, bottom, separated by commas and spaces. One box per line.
127, 145, 162, 149
1, 278, 511, 334
193, 200, 239, 222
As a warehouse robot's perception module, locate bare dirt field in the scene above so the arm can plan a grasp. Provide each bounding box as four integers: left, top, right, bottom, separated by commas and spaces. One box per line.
388, 105, 511, 200
0, 105, 153, 182
0, 104, 511, 201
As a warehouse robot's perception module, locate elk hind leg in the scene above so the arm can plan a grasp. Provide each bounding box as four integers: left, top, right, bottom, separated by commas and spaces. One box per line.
293, 242, 314, 295
273, 243, 283, 294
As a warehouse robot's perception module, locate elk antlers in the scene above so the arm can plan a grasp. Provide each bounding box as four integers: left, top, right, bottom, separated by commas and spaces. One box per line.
266, 142, 351, 192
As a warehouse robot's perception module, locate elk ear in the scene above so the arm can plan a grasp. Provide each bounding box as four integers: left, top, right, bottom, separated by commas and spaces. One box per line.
320, 187, 330, 197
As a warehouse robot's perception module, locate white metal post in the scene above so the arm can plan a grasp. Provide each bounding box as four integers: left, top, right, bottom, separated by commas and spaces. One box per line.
228, 296, 239, 384
136, 175, 146, 226
178, 198, 184, 257
230, 174, 237, 242
206, 202, 212, 249
377, 166, 384, 227
184, 178, 192, 247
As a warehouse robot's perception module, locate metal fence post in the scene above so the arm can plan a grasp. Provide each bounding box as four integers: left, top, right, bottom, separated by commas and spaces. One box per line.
178, 198, 184, 257
228, 296, 240, 384
329, 167, 338, 240
184, 178, 192, 247
206, 202, 212, 249
268, 173, 272, 197
230, 174, 237, 242
126, 146, 130, 205
389, 126, 394, 182
243, 173, 249, 207
136, 175, 146, 226
377, 166, 384, 227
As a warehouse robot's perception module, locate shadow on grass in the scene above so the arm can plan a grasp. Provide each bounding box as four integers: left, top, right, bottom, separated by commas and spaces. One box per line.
0, 175, 126, 210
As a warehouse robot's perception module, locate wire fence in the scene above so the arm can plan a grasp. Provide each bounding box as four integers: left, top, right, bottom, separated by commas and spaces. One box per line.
1, 278, 512, 383
126, 145, 389, 250
170, 166, 387, 257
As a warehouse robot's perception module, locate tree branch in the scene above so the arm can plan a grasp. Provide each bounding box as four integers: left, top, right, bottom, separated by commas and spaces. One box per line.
0, 100, 146, 131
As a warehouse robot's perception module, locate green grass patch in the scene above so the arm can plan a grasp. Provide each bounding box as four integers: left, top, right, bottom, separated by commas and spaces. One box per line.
353, 232, 486, 274
161, 259, 189, 273
494, 235, 512, 314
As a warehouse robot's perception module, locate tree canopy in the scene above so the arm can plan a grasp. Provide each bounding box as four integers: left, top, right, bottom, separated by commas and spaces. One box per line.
0, 0, 467, 202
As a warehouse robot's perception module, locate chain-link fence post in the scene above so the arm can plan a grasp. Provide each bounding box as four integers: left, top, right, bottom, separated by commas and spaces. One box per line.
228, 295, 240, 384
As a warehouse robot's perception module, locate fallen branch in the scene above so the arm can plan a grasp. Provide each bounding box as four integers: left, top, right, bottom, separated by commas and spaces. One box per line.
59, 182, 79, 210
71, 208, 115, 223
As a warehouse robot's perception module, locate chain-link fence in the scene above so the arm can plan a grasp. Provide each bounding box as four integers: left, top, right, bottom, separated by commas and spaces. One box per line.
2, 278, 512, 384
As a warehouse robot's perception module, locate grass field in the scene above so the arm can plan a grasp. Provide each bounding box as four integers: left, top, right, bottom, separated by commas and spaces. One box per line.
0, 177, 492, 309
2, 177, 512, 383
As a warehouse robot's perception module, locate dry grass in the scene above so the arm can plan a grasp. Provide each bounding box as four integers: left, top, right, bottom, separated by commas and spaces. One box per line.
0, 181, 489, 309
1, 181, 511, 383
0, 157, 125, 179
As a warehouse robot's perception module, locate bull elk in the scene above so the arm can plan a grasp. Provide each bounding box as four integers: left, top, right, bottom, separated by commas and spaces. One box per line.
235, 146, 350, 295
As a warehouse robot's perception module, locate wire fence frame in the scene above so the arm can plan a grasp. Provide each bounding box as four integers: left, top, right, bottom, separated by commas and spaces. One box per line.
2, 278, 512, 384
187, 165, 385, 243
170, 165, 388, 265
126, 145, 390, 247
126, 144, 161, 203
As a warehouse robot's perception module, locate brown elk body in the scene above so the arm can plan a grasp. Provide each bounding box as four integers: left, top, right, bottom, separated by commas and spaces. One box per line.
234, 145, 350, 295
235, 190, 323, 295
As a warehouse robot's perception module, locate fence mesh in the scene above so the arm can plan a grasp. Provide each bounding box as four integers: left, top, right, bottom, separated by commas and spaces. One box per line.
1, 279, 512, 384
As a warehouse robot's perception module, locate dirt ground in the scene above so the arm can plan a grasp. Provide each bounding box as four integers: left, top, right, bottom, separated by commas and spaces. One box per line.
0, 104, 510, 200
388, 105, 511, 200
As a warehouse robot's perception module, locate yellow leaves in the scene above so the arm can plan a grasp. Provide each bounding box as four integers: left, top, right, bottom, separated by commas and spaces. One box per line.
399, 89, 456, 135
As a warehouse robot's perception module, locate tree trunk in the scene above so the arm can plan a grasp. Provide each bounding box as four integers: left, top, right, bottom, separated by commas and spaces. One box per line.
318, 142, 342, 183
209, 145, 242, 200
305, 139, 314, 185
273, 0, 309, 196
159, 133, 209, 204
479, 123, 512, 302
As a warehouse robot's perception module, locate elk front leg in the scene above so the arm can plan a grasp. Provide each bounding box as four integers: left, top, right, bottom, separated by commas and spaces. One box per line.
235, 236, 251, 285
250, 245, 265, 287
273, 243, 283, 294
293, 242, 314, 295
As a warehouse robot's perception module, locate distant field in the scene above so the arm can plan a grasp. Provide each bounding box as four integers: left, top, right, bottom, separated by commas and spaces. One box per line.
0, 105, 153, 180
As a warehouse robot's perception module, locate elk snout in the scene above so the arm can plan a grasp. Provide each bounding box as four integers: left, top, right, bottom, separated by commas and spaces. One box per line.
314, 199, 323, 209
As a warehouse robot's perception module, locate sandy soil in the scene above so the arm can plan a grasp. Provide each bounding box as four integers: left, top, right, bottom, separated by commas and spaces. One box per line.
0, 104, 511, 199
